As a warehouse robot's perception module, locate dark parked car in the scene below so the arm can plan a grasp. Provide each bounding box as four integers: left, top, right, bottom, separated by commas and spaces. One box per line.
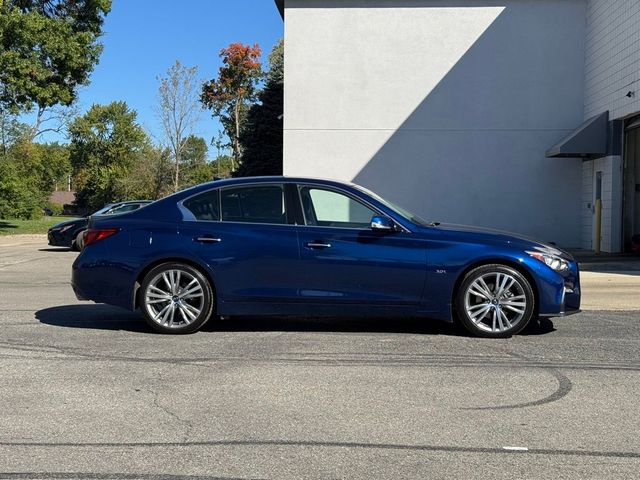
48, 200, 152, 250
72, 177, 580, 337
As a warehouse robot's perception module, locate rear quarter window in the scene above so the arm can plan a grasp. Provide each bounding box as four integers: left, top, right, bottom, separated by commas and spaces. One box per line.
183, 189, 220, 221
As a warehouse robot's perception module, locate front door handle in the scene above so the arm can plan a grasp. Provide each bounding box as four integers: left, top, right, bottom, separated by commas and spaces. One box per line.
195, 236, 222, 243
306, 241, 332, 249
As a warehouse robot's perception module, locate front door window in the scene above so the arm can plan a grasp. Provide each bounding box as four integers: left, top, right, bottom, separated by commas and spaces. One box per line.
299, 186, 376, 228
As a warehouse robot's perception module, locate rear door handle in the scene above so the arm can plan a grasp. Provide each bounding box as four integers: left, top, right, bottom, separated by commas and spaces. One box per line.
306, 241, 332, 249
195, 236, 222, 243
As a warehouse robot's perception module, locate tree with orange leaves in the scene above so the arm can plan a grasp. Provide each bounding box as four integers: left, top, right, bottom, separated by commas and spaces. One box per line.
201, 43, 262, 171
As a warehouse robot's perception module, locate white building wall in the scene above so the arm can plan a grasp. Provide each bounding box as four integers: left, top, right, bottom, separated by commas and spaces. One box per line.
584, 0, 640, 121
283, 0, 586, 247
581, 0, 640, 252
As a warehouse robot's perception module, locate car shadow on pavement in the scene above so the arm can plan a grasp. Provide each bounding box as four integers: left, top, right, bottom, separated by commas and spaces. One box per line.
204, 315, 466, 336
36, 304, 463, 335
520, 317, 556, 335
36, 304, 555, 337
36, 304, 152, 333
38, 247, 73, 252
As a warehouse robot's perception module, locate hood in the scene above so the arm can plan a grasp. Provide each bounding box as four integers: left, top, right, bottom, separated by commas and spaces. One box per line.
423, 222, 574, 259
49, 218, 85, 230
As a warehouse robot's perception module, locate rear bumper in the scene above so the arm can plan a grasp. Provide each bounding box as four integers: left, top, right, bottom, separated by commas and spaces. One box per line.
71, 246, 136, 310
71, 281, 89, 301
48, 230, 71, 247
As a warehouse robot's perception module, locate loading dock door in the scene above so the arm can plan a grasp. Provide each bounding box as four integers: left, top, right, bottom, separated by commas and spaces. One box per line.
623, 120, 640, 251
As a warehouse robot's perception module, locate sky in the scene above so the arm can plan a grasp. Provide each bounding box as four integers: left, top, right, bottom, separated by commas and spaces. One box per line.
30, 0, 284, 153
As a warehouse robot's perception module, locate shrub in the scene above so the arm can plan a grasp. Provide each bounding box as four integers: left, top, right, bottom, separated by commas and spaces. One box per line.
0, 161, 45, 219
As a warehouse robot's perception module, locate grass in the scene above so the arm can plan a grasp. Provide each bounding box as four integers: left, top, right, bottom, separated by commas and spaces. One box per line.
0, 216, 77, 236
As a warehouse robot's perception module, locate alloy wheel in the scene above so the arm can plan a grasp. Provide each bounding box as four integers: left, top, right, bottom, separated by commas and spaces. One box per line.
144, 268, 206, 329
463, 271, 528, 334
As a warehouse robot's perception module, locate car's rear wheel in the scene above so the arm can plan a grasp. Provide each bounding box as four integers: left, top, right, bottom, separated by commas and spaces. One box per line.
140, 263, 214, 334
455, 264, 534, 338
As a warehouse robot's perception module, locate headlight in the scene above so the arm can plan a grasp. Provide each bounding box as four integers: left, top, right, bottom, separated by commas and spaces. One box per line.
526, 250, 569, 272
59, 224, 74, 233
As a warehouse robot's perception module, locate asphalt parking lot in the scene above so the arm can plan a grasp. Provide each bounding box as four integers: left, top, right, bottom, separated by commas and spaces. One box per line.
1, 238, 639, 479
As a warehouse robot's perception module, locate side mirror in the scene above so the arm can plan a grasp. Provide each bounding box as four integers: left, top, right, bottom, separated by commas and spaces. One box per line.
371, 215, 396, 232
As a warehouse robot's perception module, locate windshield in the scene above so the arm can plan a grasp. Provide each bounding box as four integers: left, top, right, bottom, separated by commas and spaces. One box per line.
106, 203, 144, 214
91, 204, 116, 216
353, 185, 432, 227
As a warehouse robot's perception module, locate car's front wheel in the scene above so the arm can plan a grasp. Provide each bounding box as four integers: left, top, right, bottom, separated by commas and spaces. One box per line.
70, 231, 83, 251
455, 264, 535, 338
140, 263, 214, 334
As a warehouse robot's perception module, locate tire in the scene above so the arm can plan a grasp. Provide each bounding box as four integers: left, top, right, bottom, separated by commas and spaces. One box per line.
75, 229, 86, 251
455, 264, 535, 338
70, 231, 82, 251
139, 262, 214, 334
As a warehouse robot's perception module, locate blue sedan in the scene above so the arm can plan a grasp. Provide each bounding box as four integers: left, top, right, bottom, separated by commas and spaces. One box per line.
72, 177, 580, 337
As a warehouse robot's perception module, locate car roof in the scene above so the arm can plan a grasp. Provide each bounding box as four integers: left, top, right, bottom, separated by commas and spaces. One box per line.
186, 176, 356, 191
136, 177, 368, 221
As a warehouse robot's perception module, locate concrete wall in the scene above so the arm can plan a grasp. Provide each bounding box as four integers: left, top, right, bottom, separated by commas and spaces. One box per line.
584, 0, 640, 121
581, 160, 594, 250
283, 0, 586, 247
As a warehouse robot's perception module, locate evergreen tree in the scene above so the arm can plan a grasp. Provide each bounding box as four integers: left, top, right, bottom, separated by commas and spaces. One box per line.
236, 39, 283, 177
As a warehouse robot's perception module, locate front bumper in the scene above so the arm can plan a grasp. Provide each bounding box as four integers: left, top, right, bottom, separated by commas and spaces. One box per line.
536, 260, 581, 318
48, 229, 71, 247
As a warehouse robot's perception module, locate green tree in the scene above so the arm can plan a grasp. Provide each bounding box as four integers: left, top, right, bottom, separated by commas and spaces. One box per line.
0, 0, 111, 136
68, 101, 149, 212
0, 109, 28, 155
180, 135, 214, 187
39, 142, 71, 191
0, 163, 37, 218
0, 138, 69, 219
119, 145, 173, 201
236, 39, 283, 177
201, 43, 262, 171
212, 154, 234, 179
0, 153, 43, 219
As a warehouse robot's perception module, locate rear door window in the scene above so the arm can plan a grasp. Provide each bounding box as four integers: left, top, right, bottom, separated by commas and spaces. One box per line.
220, 185, 287, 224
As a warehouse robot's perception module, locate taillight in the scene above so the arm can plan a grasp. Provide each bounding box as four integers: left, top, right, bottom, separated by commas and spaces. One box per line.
84, 228, 119, 246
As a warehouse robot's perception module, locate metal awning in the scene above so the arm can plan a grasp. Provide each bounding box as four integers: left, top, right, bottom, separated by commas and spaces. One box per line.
545, 111, 609, 158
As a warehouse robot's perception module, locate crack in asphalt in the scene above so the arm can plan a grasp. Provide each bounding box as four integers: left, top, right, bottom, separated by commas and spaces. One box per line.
142, 371, 194, 443
0, 439, 638, 459
0, 340, 639, 371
